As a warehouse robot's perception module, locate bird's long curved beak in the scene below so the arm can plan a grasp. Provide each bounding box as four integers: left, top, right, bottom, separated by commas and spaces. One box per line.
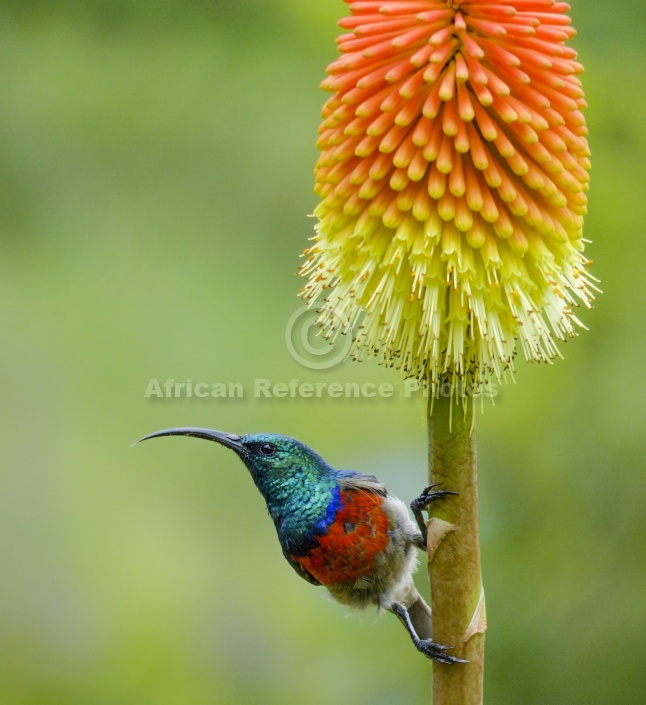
134, 427, 246, 455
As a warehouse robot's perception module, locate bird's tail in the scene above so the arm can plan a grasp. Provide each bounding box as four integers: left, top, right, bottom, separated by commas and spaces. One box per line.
407, 589, 433, 640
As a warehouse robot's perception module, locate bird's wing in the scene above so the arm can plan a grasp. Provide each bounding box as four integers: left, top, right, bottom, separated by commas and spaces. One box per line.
281, 547, 322, 586
337, 470, 387, 497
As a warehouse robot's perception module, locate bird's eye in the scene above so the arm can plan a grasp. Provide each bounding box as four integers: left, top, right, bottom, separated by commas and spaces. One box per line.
260, 442, 276, 456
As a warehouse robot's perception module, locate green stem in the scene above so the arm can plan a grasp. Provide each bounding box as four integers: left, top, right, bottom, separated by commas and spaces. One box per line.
427, 394, 485, 705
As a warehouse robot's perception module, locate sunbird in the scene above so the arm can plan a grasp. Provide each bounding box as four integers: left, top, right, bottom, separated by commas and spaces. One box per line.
137, 427, 466, 664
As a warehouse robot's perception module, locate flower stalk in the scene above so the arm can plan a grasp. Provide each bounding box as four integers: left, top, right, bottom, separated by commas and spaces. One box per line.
427, 395, 484, 704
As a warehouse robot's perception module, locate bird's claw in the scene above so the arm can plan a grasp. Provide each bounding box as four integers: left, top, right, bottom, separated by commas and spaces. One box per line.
411, 484, 459, 514
417, 638, 468, 665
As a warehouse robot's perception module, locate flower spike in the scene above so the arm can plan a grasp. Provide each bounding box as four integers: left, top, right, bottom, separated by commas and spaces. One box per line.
300, 0, 596, 399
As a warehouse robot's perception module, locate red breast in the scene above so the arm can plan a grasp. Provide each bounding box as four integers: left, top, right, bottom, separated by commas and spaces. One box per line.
292, 488, 391, 586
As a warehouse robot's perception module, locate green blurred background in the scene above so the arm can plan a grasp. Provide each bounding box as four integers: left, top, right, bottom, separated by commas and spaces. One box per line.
1, 1, 644, 703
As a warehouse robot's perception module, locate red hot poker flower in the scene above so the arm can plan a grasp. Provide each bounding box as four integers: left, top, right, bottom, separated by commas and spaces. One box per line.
300, 0, 596, 397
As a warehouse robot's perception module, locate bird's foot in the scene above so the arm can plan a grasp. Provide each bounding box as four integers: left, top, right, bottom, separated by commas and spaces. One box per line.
411, 484, 458, 515
416, 637, 468, 665
410, 484, 459, 551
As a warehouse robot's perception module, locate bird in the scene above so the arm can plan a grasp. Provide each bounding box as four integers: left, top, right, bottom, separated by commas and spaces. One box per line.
136, 426, 467, 665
